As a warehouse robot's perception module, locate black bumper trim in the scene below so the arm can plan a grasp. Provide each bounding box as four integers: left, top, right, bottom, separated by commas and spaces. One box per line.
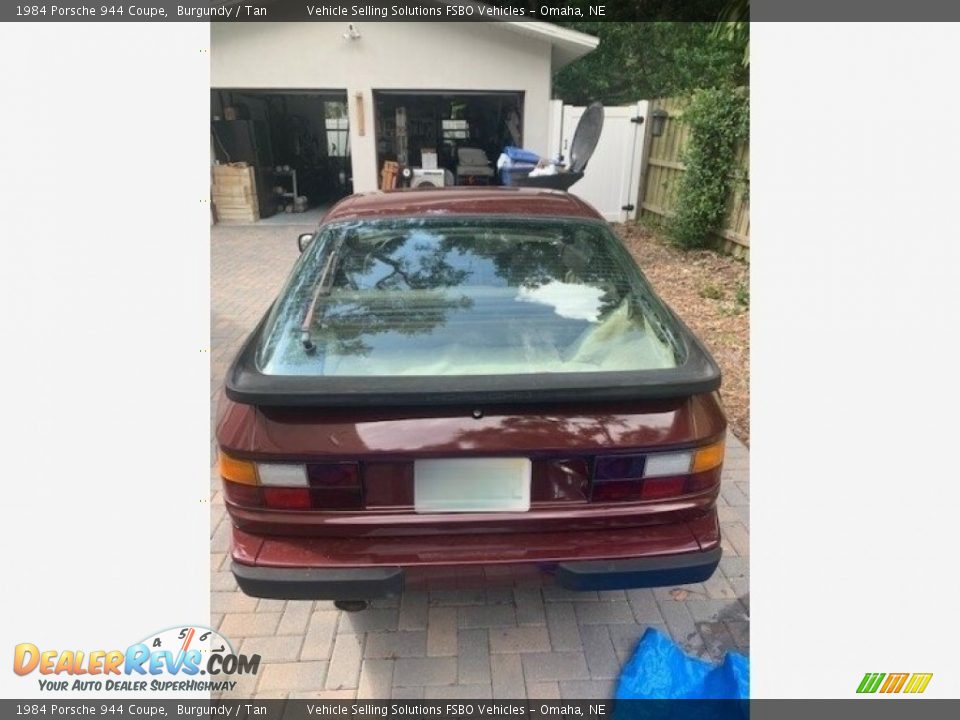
232, 547, 721, 600
555, 547, 723, 591
232, 562, 403, 600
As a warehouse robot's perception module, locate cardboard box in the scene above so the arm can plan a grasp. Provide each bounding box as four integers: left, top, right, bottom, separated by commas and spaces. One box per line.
421, 149, 438, 170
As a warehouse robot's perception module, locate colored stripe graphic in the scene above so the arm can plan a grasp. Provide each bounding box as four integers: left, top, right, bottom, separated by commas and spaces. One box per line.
857, 673, 885, 693
880, 673, 909, 693
903, 673, 933, 694
858, 672, 932, 694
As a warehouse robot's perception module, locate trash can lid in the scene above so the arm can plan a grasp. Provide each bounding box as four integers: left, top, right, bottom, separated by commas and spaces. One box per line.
569, 102, 604, 174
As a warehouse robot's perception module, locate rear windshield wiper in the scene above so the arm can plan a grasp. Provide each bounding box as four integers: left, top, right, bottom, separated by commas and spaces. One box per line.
299, 236, 346, 352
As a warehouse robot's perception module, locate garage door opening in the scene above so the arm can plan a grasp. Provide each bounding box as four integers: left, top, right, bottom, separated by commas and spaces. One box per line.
373, 91, 523, 189
211, 89, 351, 223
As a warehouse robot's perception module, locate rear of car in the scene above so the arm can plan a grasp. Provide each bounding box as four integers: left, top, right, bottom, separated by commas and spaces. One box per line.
216, 189, 726, 600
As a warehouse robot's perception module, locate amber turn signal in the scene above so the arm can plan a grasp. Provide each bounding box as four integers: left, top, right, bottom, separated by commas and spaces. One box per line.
691, 441, 725, 473
218, 450, 258, 485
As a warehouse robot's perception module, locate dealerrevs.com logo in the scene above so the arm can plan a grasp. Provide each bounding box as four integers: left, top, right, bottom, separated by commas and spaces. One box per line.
13, 625, 259, 693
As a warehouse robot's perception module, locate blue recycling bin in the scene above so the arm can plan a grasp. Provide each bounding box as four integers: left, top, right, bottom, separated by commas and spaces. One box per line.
499, 164, 537, 186
503, 146, 541, 164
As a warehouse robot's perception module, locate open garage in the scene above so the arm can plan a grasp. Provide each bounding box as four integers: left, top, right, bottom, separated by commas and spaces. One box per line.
210, 20, 597, 222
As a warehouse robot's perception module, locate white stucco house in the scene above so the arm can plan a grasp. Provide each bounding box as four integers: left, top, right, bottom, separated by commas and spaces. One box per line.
210, 21, 598, 211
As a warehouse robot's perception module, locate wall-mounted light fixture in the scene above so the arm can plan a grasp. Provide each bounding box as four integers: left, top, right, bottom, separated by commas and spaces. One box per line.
650, 108, 669, 137
343, 23, 361, 40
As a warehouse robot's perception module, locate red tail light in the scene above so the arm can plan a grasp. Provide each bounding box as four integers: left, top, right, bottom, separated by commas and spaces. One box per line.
217, 452, 362, 511
590, 440, 725, 503
686, 469, 722, 494
262, 487, 312, 509
307, 463, 362, 509
594, 454, 645, 482
591, 480, 644, 503
307, 463, 360, 487
218, 438, 725, 512
223, 480, 263, 508
638, 476, 687, 500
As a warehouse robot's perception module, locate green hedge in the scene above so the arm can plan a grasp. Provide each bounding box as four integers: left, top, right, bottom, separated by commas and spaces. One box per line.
668, 87, 749, 249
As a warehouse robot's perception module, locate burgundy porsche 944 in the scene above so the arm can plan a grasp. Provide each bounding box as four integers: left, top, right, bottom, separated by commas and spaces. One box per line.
216, 188, 726, 607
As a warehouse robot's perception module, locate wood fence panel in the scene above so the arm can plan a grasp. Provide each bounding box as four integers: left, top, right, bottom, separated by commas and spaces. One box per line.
639, 97, 750, 259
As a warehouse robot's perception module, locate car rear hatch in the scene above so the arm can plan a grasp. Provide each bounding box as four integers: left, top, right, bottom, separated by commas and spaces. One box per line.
216, 394, 726, 540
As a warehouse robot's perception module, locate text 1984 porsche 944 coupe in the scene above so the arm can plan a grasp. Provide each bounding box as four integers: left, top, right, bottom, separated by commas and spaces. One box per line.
216, 188, 726, 607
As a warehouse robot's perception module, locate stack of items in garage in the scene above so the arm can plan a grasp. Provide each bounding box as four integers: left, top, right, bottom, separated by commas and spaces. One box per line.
380, 161, 399, 190
211, 162, 260, 223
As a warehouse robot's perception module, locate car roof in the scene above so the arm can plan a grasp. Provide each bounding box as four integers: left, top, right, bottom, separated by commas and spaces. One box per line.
321, 187, 604, 224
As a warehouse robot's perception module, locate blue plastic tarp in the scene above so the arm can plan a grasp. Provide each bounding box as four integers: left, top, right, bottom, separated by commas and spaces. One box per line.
615, 628, 749, 700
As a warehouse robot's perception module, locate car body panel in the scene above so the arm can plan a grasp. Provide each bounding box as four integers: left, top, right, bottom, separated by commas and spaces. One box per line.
320, 187, 601, 224
217, 395, 725, 459
230, 514, 715, 568
215, 188, 728, 598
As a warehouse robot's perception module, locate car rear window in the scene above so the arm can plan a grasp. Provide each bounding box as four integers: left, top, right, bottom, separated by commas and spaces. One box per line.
257, 217, 684, 377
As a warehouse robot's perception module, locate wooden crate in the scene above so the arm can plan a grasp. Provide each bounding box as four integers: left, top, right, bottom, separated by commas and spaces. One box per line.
212, 163, 259, 223
212, 186, 256, 206
212, 162, 254, 181
215, 208, 259, 223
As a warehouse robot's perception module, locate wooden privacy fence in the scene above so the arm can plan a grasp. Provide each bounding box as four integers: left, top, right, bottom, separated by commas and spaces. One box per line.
639, 97, 750, 259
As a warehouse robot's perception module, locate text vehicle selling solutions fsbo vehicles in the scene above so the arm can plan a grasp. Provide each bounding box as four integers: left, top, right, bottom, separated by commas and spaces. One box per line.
216, 187, 727, 605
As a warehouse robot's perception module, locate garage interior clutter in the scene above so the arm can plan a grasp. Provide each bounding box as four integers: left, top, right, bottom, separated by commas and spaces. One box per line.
210, 88, 528, 224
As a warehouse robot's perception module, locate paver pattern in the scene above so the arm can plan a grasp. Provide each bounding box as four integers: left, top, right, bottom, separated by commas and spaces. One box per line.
210, 223, 750, 699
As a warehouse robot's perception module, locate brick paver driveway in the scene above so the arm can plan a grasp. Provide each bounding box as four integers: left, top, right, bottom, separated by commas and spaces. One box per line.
210, 223, 749, 700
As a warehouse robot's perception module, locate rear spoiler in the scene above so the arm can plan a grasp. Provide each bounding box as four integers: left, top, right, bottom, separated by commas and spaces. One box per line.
223, 311, 722, 408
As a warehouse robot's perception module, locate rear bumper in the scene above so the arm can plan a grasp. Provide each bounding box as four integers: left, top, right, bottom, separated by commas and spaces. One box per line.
233, 563, 404, 601
230, 511, 721, 600
554, 547, 722, 591
233, 547, 721, 599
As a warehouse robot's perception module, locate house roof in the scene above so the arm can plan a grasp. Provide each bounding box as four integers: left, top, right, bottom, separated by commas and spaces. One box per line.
500, 21, 599, 70
218, 1, 599, 71
437, 3, 599, 69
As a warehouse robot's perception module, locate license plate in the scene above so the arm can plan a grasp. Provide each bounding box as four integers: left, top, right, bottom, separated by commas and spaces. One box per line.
414, 458, 531, 513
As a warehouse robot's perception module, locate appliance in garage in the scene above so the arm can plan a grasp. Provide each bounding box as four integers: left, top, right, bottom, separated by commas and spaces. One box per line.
410, 168, 446, 188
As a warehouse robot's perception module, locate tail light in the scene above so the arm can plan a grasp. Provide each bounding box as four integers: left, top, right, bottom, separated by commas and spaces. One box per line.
218, 439, 724, 511
307, 463, 363, 508
591, 440, 725, 503
262, 487, 311, 509
218, 452, 362, 511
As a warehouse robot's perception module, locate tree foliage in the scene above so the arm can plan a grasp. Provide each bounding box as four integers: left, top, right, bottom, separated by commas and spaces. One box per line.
553, 22, 749, 106
714, 0, 750, 68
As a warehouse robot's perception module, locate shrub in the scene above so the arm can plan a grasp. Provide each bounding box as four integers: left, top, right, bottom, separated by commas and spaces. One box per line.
735, 282, 750, 308
667, 87, 749, 249
700, 283, 724, 301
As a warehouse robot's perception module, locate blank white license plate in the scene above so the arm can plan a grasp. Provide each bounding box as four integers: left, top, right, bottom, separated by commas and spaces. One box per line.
414, 458, 531, 513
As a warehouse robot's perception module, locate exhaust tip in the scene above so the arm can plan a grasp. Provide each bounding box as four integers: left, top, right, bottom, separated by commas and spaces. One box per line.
334, 600, 368, 612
